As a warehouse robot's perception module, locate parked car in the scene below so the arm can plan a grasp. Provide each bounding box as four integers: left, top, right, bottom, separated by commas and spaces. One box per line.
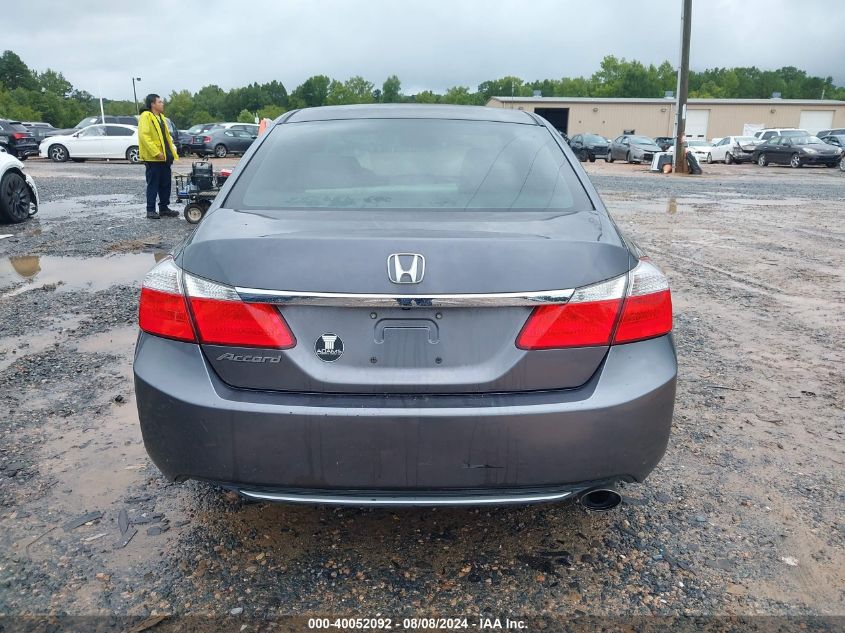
194, 123, 259, 158
568, 133, 610, 162
708, 136, 759, 164
22, 122, 57, 143
816, 128, 845, 138
45, 114, 139, 138
607, 134, 663, 163
40, 123, 140, 163
133, 104, 676, 509
753, 135, 842, 168
819, 134, 845, 153
0, 150, 39, 223
752, 128, 808, 142
186, 123, 222, 156
667, 139, 715, 163
176, 130, 193, 157
653, 136, 674, 151
0, 120, 39, 160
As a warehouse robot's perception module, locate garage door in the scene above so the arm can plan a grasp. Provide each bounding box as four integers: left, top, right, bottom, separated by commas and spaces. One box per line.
685, 109, 709, 139
798, 110, 834, 134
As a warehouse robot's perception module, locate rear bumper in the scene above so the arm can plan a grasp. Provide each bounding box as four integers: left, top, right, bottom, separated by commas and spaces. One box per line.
134, 333, 676, 503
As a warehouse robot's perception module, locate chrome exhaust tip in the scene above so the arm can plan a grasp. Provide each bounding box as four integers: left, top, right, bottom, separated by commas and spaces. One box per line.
579, 487, 623, 512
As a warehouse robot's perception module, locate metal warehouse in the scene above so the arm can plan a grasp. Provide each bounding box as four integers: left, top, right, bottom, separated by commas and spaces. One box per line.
486, 96, 845, 140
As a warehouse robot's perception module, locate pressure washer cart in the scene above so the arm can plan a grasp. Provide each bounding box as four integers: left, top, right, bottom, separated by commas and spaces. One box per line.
174, 162, 230, 224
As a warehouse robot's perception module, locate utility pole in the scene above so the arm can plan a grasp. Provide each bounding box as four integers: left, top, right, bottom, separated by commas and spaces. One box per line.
132, 77, 142, 115
673, 0, 692, 174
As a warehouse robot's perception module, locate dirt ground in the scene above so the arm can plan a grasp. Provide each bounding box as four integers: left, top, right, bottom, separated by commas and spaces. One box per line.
0, 157, 842, 627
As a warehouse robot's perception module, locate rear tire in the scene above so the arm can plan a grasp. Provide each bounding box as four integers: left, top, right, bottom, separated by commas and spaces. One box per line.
48, 144, 69, 162
588, 155, 596, 163
18, 154, 28, 161
725, 152, 733, 164
706, 152, 713, 164
626, 151, 632, 164
790, 153, 802, 168
840, 157, 845, 172
0, 172, 32, 224
126, 146, 140, 164
606, 150, 614, 163
214, 144, 227, 158
757, 153, 768, 167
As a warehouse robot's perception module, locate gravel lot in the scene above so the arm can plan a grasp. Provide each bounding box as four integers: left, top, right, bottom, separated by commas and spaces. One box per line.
0, 157, 842, 626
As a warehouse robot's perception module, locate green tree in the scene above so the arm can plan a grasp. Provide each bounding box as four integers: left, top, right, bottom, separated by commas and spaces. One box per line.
290, 75, 331, 108
257, 104, 286, 120
237, 109, 255, 123
381, 75, 401, 102
412, 90, 439, 103
442, 86, 482, 105
36, 69, 72, 97
0, 50, 36, 90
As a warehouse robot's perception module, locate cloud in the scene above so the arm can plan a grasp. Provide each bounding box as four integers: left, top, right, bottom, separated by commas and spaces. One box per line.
4, 0, 844, 99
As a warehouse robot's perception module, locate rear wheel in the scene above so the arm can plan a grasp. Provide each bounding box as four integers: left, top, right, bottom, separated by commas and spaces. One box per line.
725, 152, 733, 165
588, 155, 596, 163
0, 172, 32, 224
606, 150, 614, 163
706, 152, 713, 164
126, 146, 140, 164
626, 151, 632, 164
17, 154, 28, 161
214, 144, 228, 158
49, 144, 68, 162
757, 153, 768, 167
790, 153, 802, 168
840, 157, 845, 172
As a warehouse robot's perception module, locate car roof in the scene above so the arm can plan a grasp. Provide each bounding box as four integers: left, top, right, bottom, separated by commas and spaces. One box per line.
284, 104, 538, 125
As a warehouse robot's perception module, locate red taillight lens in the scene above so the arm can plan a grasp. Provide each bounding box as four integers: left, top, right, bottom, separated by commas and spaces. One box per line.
11, 132, 27, 141
517, 276, 626, 349
138, 258, 296, 349
516, 299, 622, 349
203, 136, 211, 143
515, 259, 672, 350
189, 298, 295, 348
183, 272, 295, 349
138, 259, 196, 342
613, 260, 672, 343
615, 290, 672, 343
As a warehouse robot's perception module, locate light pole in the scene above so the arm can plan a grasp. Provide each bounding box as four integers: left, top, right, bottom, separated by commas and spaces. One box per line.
132, 77, 142, 115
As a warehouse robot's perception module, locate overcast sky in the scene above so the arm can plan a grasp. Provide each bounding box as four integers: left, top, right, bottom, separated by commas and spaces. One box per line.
6, 0, 845, 100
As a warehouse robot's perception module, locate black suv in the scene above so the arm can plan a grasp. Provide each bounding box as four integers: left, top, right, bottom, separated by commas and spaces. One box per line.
569, 133, 611, 162
0, 120, 39, 159
45, 115, 138, 138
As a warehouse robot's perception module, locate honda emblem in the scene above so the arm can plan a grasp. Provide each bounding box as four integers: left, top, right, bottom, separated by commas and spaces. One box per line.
387, 253, 425, 284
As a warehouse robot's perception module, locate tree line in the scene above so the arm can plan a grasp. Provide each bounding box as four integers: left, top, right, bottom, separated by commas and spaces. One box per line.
1, 50, 842, 129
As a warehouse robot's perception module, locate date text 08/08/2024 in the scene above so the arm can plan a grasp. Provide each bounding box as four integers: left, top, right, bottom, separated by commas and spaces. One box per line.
307, 617, 527, 630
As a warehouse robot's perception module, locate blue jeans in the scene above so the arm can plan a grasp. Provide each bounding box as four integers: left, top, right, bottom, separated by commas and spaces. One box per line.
145, 162, 172, 211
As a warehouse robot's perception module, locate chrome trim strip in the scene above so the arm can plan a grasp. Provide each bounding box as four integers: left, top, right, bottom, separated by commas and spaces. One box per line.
234, 287, 574, 307
238, 489, 573, 506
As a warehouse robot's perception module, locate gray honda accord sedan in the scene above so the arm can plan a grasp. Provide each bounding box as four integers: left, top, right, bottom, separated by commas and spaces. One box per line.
134, 104, 676, 508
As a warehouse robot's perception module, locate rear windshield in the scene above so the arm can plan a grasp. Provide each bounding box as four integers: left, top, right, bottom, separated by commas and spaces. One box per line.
583, 134, 607, 143
2, 122, 29, 133
225, 119, 591, 211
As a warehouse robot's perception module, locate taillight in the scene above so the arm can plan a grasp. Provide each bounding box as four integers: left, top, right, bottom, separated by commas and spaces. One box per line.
516, 276, 625, 349
516, 259, 672, 350
202, 136, 211, 143
11, 133, 27, 141
138, 258, 296, 349
613, 260, 672, 343
184, 274, 295, 349
139, 258, 195, 342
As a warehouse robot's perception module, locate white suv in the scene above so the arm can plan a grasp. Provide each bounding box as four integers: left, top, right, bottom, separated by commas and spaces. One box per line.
753, 128, 808, 141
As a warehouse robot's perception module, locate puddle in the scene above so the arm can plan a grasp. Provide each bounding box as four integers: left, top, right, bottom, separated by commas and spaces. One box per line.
35, 194, 141, 221
0, 253, 158, 296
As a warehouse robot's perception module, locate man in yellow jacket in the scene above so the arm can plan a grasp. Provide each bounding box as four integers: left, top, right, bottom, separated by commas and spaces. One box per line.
138, 93, 179, 219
